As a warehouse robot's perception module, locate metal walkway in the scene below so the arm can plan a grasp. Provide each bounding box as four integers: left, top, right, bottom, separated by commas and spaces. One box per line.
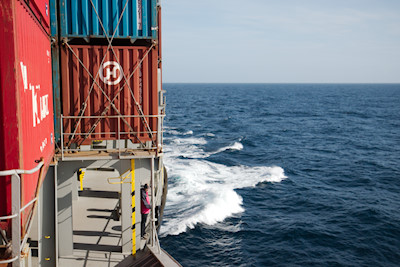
57, 169, 180, 267
58, 169, 125, 266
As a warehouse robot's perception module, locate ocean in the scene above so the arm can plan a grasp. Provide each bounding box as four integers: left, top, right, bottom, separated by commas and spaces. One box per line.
158, 83, 400, 267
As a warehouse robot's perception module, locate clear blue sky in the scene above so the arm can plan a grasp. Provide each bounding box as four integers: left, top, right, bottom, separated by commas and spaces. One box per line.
161, 0, 400, 83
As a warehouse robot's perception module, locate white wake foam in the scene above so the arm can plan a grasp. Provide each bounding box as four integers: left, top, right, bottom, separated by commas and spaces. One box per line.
166, 137, 244, 159
215, 142, 244, 153
165, 128, 193, 136
161, 133, 287, 236
165, 137, 209, 158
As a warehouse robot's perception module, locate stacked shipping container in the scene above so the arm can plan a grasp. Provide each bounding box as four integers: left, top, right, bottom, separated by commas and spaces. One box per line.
51, 0, 162, 150
59, 0, 157, 40
28, 0, 51, 32
60, 45, 159, 145
0, 0, 55, 246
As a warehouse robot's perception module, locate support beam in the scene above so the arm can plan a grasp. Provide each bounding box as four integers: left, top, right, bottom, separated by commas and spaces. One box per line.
39, 165, 57, 266
121, 162, 132, 254
56, 163, 75, 256
11, 174, 21, 267
131, 160, 136, 255
151, 158, 155, 247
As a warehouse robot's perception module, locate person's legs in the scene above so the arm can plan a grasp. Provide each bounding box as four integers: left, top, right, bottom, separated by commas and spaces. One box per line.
141, 213, 148, 237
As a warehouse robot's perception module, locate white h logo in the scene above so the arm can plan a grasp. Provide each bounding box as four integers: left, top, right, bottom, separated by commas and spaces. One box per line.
99, 61, 123, 85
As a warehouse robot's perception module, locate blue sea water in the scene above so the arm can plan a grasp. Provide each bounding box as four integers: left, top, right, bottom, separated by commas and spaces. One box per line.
159, 84, 400, 267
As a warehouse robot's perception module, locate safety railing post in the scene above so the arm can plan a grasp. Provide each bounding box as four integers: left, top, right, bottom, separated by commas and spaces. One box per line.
11, 173, 21, 267
161, 115, 164, 147
118, 116, 121, 158
150, 157, 161, 253
151, 158, 154, 247
61, 115, 64, 160
157, 115, 161, 149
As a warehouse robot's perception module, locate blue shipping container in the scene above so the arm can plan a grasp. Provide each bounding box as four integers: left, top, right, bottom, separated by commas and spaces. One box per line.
50, 0, 62, 142
57, 0, 157, 40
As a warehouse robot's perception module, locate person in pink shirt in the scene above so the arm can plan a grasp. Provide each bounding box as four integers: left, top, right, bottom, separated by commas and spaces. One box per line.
141, 184, 151, 238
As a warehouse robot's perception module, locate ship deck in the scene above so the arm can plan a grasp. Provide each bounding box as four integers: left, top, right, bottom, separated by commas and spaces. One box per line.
56, 169, 179, 267
58, 169, 128, 266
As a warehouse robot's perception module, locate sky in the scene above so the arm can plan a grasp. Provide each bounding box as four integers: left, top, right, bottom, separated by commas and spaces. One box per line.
161, 0, 400, 83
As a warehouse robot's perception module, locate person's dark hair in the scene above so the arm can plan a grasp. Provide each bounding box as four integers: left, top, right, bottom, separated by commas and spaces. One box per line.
144, 184, 149, 190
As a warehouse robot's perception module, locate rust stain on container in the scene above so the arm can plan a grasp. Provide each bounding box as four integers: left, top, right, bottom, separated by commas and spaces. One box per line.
60, 44, 159, 146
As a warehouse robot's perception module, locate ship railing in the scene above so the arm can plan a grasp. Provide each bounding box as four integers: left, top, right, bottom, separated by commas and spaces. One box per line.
150, 157, 162, 254
0, 161, 44, 266
60, 114, 165, 159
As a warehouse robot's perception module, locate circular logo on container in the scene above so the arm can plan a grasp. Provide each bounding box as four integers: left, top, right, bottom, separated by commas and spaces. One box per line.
99, 61, 123, 85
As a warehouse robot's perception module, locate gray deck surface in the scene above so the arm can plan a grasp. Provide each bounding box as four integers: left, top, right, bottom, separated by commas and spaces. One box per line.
59, 169, 128, 267
57, 169, 180, 267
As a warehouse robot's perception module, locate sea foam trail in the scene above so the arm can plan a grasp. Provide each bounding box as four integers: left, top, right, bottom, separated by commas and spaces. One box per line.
215, 142, 243, 153
161, 135, 287, 236
166, 137, 244, 159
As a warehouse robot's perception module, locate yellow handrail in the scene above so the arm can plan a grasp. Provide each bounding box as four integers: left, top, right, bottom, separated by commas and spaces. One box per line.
107, 169, 133, 184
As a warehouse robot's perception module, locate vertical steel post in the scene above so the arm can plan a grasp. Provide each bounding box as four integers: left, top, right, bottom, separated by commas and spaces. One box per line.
54, 164, 59, 267
150, 157, 161, 253
157, 68, 162, 148
150, 158, 154, 247
131, 160, 136, 255
57, 162, 74, 256
40, 166, 57, 266
11, 173, 21, 267
38, 187, 42, 265
121, 162, 132, 253
60, 115, 64, 160
118, 117, 121, 157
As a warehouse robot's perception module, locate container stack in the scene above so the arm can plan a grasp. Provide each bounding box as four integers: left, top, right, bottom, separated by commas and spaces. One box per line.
50, 0, 163, 153
0, 0, 55, 254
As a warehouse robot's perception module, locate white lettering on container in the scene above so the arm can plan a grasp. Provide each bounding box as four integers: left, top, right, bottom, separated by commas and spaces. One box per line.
20, 61, 50, 127
40, 94, 49, 121
20, 62, 28, 91
40, 138, 48, 152
31, 84, 40, 127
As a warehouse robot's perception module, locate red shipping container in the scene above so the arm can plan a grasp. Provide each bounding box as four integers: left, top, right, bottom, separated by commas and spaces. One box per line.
27, 0, 50, 31
60, 44, 159, 147
0, 0, 54, 234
